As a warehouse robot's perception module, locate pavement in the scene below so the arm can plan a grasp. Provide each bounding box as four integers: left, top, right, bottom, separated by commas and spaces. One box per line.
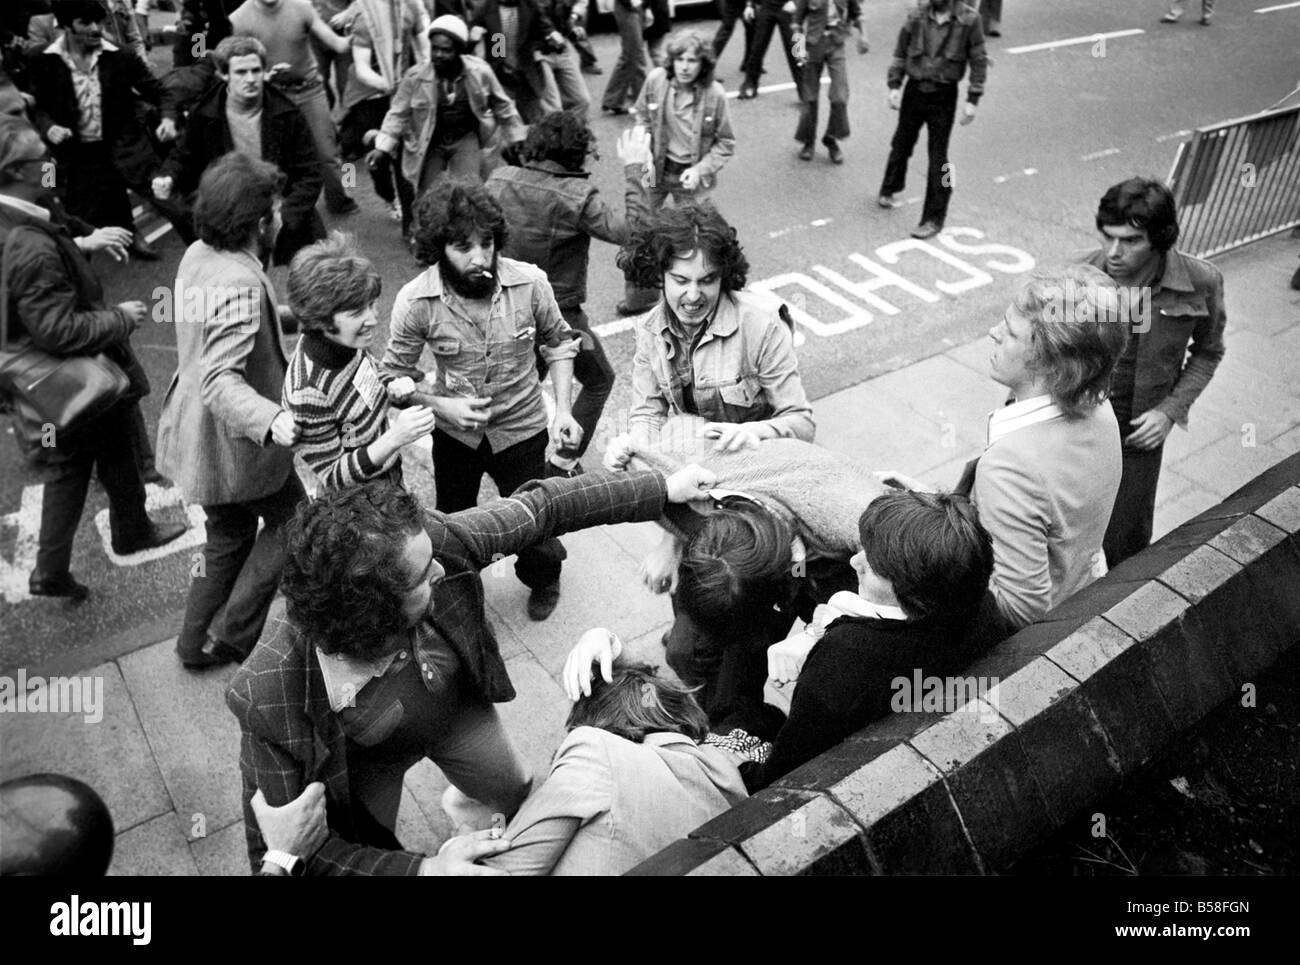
2, 225, 1296, 875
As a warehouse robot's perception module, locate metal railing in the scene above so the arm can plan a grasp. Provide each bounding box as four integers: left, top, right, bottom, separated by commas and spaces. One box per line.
1168, 105, 1300, 259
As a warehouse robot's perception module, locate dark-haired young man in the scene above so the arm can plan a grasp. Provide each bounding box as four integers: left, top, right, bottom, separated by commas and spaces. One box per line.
156, 151, 305, 669
380, 177, 580, 620
740, 490, 1003, 791
1085, 177, 1227, 567
227, 468, 717, 875
485, 116, 650, 476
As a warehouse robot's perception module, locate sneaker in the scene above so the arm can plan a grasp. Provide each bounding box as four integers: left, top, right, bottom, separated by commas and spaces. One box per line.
527, 582, 561, 621
910, 220, 943, 240
1160, 13, 1180, 22
877, 193, 899, 209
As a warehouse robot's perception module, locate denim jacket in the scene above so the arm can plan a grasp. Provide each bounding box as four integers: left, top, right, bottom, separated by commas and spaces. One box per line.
375, 54, 526, 187
629, 290, 815, 442
1084, 247, 1227, 429
632, 68, 735, 189
887, 1, 988, 101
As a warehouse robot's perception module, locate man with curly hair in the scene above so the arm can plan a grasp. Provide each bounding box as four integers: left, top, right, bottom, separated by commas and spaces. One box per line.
227, 467, 717, 875
380, 177, 580, 621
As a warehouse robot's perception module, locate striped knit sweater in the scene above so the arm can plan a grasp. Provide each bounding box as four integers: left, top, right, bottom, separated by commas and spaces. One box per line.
282, 333, 398, 489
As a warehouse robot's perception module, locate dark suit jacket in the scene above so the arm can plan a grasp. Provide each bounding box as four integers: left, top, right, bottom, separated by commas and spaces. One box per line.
470, 0, 559, 85
28, 38, 177, 163
226, 469, 671, 875
157, 84, 326, 264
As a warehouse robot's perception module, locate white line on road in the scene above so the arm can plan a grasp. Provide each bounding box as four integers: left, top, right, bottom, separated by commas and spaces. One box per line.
1156, 129, 1193, 142
1081, 148, 1121, 161
1006, 29, 1144, 54
726, 76, 829, 99
1256, 2, 1300, 12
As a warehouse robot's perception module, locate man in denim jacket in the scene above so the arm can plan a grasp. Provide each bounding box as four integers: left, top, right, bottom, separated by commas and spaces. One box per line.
1084, 178, 1228, 566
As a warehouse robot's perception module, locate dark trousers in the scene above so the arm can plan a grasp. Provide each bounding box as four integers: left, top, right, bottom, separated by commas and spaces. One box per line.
712, 0, 754, 66
33, 400, 151, 578
431, 428, 566, 588
880, 80, 958, 227
177, 473, 305, 660
795, 42, 850, 144
743, 4, 802, 88
60, 140, 133, 231
1103, 444, 1165, 568
536, 305, 615, 460
602, 2, 648, 111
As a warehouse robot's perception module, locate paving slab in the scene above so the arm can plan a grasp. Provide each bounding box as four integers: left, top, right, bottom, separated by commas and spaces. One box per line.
191, 819, 251, 877
108, 812, 199, 876
0, 661, 171, 833
119, 640, 244, 838
1167, 435, 1292, 500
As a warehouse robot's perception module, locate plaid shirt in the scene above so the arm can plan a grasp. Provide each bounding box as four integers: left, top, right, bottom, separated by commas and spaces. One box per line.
226, 469, 669, 875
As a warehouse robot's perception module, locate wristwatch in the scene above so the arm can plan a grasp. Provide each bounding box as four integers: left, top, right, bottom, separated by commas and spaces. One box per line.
261, 849, 304, 876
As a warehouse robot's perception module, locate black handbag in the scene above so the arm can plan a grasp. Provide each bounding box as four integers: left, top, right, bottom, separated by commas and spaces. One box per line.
0, 226, 130, 438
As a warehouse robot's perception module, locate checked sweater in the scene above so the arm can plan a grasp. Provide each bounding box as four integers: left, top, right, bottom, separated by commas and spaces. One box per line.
282, 334, 398, 489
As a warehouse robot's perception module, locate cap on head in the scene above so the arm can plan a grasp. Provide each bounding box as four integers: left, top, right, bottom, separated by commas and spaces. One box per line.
428, 14, 469, 47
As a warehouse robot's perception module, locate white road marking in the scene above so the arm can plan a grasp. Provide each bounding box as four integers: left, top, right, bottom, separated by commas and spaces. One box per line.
1256, 2, 1300, 12
93, 484, 207, 567
1156, 129, 1193, 143
726, 76, 829, 99
1081, 147, 1121, 161
1006, 29, 1144, 54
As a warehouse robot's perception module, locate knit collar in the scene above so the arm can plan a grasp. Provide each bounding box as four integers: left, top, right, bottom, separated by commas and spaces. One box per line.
302, 331, 361, 370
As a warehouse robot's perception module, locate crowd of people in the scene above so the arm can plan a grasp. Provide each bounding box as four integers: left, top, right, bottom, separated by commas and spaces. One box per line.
1, 1, 1234, 875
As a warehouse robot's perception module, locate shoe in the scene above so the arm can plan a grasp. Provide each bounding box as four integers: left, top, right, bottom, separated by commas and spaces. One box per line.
877, 193, 899, 209
616, 299, 654, 316
601, 105, 631, 115
911, 221, 943, 240
129, 234, 160, 261
179, 637, 245, 670
526, 582, 561, 621
1160, 13, 1179, 22
738, 82, 757, 100
1199, 16, 1211, 25
581, 63, 603, 75
823, 137, 844, 164
328, 197, 360, 216
111, 520, 187, 556
987, 28, 1001, 37
1290, 258, 1300, 292
798, 143, 814, 161
29, 573, 90, 602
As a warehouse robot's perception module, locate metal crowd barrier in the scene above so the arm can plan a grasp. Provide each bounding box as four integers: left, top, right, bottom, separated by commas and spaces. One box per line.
1168, 105, 1300, 259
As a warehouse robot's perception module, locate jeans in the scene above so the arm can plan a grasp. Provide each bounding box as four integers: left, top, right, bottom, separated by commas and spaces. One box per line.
742, 2, 802, 88
547, 40, 591, 116
880, 80, 958, 226
602, 3, 648, 111
431, 428, 566, 589
33, 400, 151, 579
416, 132, 483, 194
177, 473, 305, 661
537, 306, 615, 460
284, 82, 350, 209
795, 41, 850, 144
1103, 444, 1165, 568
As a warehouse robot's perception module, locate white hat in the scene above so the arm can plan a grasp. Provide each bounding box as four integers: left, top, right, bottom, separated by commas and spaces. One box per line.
428, 15, 469, 47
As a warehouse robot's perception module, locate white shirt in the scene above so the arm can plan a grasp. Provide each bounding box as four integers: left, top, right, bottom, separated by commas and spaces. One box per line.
987, 394, 1064, 447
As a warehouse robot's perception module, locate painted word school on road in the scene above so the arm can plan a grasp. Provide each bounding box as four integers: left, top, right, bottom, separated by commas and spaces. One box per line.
593, 228, 1036, 340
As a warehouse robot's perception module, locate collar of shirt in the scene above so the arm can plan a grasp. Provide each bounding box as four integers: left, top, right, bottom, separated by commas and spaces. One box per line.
987, 394, 1064, 447
48, 33, 119, 71
928, 6, 952, 26
1155, 249, 1197, 294
316, 645, 408, 712
826, 589, 909, 622
656, 291, 740, 342
0, 193, 52, 222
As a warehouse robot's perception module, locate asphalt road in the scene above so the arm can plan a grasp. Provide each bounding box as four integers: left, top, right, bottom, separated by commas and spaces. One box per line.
2, 0, 1298, 674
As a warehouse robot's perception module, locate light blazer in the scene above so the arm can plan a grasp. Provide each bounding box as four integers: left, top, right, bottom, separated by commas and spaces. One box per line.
156, 242, 294, 505
973, 401, 1122, 629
